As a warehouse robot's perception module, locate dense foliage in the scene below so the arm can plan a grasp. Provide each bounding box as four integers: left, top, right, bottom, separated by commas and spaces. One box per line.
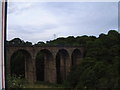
7, 38, 32, 46
7, 74, 26, 88
63, 30, 120, 89
7, 30, 120, 89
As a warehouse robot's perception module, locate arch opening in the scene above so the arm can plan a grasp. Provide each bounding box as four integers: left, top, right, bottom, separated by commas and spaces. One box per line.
71, 49, 82, 66
35, 49, 54, 83
10, 49, 32, 79
56, 49, 70, 84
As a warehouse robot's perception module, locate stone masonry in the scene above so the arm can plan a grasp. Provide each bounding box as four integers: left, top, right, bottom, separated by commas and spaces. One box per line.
6, 45, 85, 84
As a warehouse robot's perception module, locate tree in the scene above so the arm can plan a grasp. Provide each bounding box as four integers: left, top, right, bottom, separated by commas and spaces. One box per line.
25, 41, 32, 45
37, 41, 45, 45
9, 38, 25, 45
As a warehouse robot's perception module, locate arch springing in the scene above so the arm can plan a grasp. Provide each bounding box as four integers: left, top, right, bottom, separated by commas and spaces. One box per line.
56, 49, 70, 84
35, 49, 54, 83
71, 49, 82, 66
10, 49, 32, 79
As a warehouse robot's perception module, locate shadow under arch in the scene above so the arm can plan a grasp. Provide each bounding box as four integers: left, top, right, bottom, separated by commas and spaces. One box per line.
71, 49, 82, 66
35, 49, 55, 83
10, 49, 33, 82
56, 49, 70, 84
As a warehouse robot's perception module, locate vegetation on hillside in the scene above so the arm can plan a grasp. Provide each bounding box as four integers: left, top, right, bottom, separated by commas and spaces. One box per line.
7, 30, 120, 89
63, 30, 120, 89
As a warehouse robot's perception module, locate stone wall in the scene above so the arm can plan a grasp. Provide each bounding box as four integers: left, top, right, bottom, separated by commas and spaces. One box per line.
6, 46, 85, 83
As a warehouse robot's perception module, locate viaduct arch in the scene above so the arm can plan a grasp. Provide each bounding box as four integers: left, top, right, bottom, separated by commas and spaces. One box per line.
6, 45, 85, 83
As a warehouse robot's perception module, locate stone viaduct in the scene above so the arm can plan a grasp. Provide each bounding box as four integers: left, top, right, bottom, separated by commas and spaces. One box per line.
6, 45, 85, 84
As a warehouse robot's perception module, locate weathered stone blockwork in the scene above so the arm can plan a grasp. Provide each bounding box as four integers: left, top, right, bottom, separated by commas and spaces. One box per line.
6, 45, 85, 84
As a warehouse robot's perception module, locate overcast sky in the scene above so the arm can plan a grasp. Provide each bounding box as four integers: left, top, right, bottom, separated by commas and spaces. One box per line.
7, 2, 118, 43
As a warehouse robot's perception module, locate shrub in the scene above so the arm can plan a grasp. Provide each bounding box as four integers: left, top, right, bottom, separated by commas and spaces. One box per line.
6, 74, 26, 88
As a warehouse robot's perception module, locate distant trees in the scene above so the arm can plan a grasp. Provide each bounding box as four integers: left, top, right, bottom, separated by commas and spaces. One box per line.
25, 41, 32, 45
34, 41, 45, 46
7, 38, 32, 46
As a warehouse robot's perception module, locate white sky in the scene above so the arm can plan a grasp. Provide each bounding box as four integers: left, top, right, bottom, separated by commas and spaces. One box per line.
7, 2, 118, 43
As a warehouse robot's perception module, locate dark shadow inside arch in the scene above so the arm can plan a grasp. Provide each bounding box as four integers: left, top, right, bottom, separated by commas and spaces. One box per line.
56, 49, 69, 84
36, 51, 44, 81
72, 49, 81, 66
35, 49, 53, 82
10, 49, 31, 78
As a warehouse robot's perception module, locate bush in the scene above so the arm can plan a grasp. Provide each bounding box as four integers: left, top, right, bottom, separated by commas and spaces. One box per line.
6, 74, 26, 88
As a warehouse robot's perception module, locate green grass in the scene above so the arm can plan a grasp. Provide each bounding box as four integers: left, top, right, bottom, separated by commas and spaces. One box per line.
24, 81, 65, 88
